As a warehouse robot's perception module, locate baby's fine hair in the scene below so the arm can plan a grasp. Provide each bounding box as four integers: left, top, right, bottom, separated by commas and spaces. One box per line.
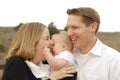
53, 31, 73, 50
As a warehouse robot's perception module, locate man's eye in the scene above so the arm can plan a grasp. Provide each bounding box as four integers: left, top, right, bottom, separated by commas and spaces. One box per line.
46, 38, 49, 40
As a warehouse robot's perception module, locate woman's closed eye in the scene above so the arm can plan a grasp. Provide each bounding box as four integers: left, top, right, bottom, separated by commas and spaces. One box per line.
45, 36, 50, 40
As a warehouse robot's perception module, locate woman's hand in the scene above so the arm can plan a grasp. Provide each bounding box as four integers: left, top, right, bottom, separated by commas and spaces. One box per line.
49, 64, 76, 80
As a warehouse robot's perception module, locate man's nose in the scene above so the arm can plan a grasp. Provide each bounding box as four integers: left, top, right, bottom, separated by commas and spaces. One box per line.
67, 28, 73, 37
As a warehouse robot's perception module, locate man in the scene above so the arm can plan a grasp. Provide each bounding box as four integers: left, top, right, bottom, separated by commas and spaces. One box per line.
66, 7, 120, 80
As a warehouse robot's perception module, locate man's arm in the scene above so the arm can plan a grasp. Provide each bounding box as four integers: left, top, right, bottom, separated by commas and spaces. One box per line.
110, 55, 120, 80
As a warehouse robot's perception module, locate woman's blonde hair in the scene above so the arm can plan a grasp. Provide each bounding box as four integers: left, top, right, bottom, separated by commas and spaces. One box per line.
6, 22, 46, 60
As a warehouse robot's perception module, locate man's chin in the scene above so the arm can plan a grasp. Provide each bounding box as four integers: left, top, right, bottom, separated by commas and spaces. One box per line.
73, 44, 77, 48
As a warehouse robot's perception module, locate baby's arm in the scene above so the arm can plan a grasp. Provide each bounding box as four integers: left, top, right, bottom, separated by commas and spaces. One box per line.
43, 46, 68, 70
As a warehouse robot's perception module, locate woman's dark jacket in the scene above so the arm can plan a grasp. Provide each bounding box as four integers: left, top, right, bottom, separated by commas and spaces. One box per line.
2, 55, 41, 80
2, 56, 77, 80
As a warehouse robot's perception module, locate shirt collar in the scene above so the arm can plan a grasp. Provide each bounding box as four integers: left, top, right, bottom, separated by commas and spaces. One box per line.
73, 39, 103, 56
89, 39, 103, 56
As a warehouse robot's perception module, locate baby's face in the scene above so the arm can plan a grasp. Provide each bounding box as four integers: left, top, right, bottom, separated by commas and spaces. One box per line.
52, 36, 64, 55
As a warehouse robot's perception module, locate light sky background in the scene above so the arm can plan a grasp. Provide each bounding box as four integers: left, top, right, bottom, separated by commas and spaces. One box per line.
0, 0, 120, 32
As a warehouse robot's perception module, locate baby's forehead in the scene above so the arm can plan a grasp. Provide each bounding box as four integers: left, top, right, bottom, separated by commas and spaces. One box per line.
52, 33, 60, 39
52, 35, 60, 41
52, 34, 64, 42
52, 32, 67, 41
51, 37, 59, 44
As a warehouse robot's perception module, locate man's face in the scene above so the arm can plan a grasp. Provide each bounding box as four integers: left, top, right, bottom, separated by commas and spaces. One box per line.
66, 14, 94, 51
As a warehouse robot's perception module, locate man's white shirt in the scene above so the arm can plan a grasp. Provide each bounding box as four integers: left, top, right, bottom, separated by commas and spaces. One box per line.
73, 39, 120, 80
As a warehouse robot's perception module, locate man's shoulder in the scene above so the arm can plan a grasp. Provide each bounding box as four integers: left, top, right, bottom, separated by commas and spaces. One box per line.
102, 44, 119, 55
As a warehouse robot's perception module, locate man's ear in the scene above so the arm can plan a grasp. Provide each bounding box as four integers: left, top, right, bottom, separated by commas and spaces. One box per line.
91, 22, 98, 32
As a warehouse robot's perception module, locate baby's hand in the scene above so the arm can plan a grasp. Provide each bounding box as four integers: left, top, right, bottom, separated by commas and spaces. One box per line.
42, 46, 52, 55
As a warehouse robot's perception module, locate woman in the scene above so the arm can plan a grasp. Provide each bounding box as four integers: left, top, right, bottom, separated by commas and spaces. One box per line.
2, 22, 75, 80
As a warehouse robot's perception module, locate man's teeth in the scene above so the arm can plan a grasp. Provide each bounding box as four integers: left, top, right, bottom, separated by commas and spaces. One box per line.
72, 38, 77, 41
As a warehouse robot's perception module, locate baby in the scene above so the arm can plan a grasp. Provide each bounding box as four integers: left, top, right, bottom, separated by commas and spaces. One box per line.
43, 31, 77, 80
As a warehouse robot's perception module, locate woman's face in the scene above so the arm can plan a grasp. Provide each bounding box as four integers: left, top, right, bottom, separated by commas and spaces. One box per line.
35, 27, 53, 60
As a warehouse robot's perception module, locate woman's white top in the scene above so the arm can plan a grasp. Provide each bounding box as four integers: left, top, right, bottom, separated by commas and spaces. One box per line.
25, 60, 50, 79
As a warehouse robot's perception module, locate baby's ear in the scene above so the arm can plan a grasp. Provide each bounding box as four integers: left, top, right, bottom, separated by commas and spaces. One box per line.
63, 43, 67, 49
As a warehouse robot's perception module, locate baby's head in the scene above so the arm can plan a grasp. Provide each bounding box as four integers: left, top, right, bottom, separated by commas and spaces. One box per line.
52, 31, 73, 55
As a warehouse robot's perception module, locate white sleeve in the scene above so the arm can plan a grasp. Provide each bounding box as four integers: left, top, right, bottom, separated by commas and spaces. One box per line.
55, 51, 75, 64
110, 55, 120, 80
